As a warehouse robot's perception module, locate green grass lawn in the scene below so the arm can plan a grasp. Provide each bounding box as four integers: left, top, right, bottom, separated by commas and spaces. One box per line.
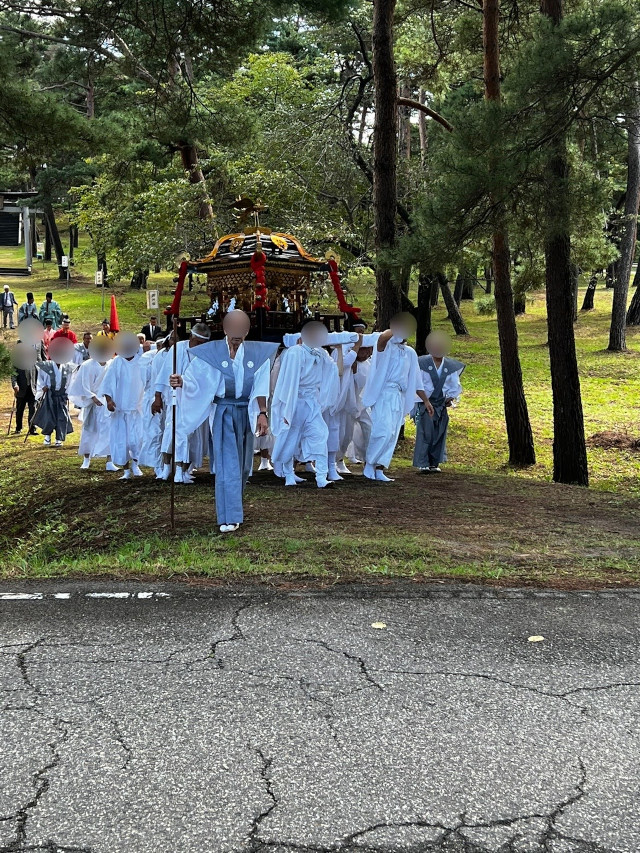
1, 249, 639, 586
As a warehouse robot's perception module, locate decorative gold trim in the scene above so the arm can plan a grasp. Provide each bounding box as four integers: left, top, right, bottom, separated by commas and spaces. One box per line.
274, 232, 322, 263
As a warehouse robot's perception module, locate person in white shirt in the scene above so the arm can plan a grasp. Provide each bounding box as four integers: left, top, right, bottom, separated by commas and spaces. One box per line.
73, 332, 93, 365
170, 311, 278, 533
2, 285, 17, 329
68, 337, 119, 471
155, 323, 211, 483
101, 333, 145, 479
361, 313, 434, 482
413, 331, 465, 473
271, 321, 340, 489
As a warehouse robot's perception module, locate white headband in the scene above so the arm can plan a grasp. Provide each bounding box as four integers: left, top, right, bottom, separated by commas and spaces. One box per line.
190, 329, 210, 340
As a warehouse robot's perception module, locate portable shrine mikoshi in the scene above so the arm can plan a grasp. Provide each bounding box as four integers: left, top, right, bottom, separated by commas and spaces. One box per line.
170, 213, 361, 340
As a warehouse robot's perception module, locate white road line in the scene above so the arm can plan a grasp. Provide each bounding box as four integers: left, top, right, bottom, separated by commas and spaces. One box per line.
0, 593, 44, 600
85, 592, 131, 598
0, 592, 171, 601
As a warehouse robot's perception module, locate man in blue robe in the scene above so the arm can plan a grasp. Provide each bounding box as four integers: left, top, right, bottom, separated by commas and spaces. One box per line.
170, 311, 278, 533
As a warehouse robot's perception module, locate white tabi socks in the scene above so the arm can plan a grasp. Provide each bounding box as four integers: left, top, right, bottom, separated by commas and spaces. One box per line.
105, 461, 120, 472
80, 458, 90, 470
363, 463, 377, 480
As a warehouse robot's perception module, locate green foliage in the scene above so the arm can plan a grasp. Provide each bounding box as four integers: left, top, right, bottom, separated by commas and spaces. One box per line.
0, 343, 12, 381
474, 295, 496, 316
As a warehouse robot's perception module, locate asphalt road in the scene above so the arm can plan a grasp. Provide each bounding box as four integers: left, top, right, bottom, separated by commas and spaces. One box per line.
1, 581, 639, 853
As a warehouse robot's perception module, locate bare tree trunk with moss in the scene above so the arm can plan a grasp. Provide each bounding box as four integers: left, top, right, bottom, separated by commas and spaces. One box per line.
372, 0, 402, 330
609, 83, 640, 350
484, 0, 535, 465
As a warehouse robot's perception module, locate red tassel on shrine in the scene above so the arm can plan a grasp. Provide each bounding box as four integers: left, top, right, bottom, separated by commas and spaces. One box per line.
251, 250, 269, 311
327, 258, 361, 320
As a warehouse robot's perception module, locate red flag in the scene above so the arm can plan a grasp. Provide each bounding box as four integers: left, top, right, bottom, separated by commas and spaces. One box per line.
109, 294, 120, 333
164, 260, 188, 317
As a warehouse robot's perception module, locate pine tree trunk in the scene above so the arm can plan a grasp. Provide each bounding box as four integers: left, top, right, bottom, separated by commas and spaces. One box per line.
609, 83, 640, 351
438, 273, 469, 335
581, 274, 598, 311
605, 261, 616, 288
417, 89, 428, 165
541, 0, 588, 486
372, 0, 402, 330
626, 260, 640, 324
178, 142, 214, 222
484, 265, 493, 294
484, 0, 535, 466
42, 201, 66, 280
454, 273, 464, 306
570, 263, 580, 323
44, 218, 52, 262
415, 271, 435, 354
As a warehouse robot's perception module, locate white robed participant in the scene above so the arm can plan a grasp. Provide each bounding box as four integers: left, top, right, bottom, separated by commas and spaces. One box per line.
101, 332, 145, 480
157, 323, 211, 483
68, 337, 118, 470
346, 345, 374, 464
361, 313, 434, 482
138, 339, 166, 474
171, 311, 277, 533
271, 322, 341, 488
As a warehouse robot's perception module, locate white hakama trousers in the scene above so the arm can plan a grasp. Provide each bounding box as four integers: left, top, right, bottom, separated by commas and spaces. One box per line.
322, 410, 341, 454
182, 419, 210, 468
272, 397, 329, 480
108, 410, 143, 467
139, 406, 165, 469
78, 403, 111, 458
365, 384, 404, 469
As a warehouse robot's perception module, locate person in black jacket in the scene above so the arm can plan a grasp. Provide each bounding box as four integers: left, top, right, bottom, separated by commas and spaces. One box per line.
11, 342, 45, 434
141, 316, 162, 341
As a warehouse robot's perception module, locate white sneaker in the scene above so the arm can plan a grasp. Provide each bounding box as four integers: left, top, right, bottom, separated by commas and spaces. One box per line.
119, 469, 132, 480
375, 469, 394, 482
336, 460, 351, 475
80, 458, 90, 470
363, 463, 376, 480
219, 523, 240, 533
105, 461, 120, 472
130, 461, 143, 477
43, 436, 51, 446
430, 466, 442, 473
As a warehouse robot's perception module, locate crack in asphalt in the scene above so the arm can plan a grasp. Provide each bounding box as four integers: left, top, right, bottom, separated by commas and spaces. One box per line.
0, 716, 70, 853
247, 748, 278, 851
247, 759, 592, 853
289, 637, 384, 692
210, 600, 259, 670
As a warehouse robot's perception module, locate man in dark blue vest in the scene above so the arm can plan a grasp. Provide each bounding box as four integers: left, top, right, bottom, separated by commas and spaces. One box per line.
413, 331, 465, 473
170, 310, 278, 533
